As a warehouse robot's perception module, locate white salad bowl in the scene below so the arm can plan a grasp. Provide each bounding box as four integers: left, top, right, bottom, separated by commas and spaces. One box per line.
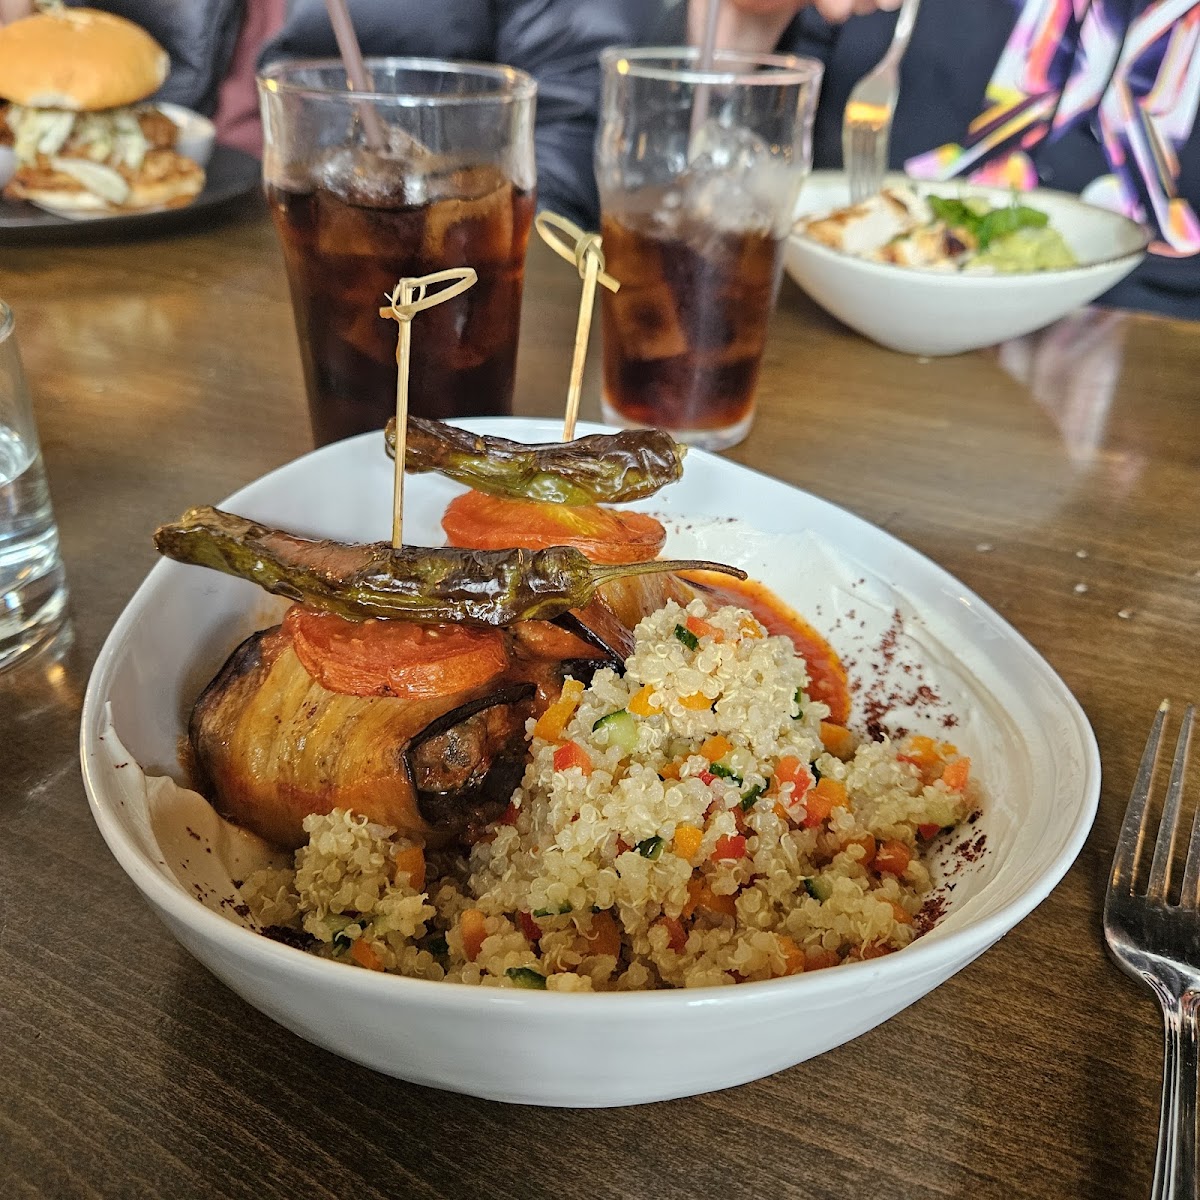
80, 419, 1100, 1107
785, 171, 1150, 355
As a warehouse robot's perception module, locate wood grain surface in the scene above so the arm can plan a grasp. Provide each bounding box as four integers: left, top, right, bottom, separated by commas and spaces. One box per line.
1, 195, 1198, 1200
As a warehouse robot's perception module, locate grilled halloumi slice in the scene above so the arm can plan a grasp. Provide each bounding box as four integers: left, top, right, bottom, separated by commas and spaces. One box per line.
798, 188, 934, 256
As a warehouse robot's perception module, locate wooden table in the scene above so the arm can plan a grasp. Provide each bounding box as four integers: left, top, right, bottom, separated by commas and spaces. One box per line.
2, 197, 1198, 1200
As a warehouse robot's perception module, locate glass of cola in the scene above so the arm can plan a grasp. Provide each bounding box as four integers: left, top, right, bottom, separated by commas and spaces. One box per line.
258, 59, 536, 445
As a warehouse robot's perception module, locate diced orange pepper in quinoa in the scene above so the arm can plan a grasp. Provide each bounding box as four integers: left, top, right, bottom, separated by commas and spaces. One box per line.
392, 844, 426, 893
628, 684, 662, 716
738, 616, 763, 639
875, 839, 913, 877
804, 777, 848, 828
659, 759, 681, 780
890, 902, 914, 926
349, 938, 383, 971
918, 822, 942, 840
700, 735, 734, 763
776, 934, 805, 976
941, 757, 972, 792
680, 691, 713, 711
552, 740, 593, 776
819, 721, 856, 760
673, 824, 704, 860
804, 946, 840, 971
584, 910, 622, 959
684, 877, 737, 919
897, 735, 942, 772
461, 908, 488, 961
533, 677, 586, 741
773, 755, 812, 798
773, 801, 792, 824
841, 833, 877, 866
685, 614, 724, 643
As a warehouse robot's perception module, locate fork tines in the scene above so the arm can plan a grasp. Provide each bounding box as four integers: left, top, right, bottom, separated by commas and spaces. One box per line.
1110, 700, 1197, 906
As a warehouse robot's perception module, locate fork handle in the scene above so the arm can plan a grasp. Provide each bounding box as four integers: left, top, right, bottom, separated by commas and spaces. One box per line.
1150, 988, 1198, 1200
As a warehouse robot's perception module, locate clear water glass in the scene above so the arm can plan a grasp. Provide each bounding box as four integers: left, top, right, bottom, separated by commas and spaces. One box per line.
0, 303, 67, 670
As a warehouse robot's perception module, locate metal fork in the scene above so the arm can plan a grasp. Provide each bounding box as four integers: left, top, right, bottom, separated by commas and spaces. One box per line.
1105, 700, 1198, 1200
841, 0, 922, 204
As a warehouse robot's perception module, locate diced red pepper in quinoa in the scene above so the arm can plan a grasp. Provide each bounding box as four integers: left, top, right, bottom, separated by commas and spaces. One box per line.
712, 833, 747, 861
656, 915, 688, 952
518, 911, 541, 943
553, 740, 593, 777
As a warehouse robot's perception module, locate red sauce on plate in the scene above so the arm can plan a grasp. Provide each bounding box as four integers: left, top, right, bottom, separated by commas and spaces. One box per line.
685, 572, 851, 725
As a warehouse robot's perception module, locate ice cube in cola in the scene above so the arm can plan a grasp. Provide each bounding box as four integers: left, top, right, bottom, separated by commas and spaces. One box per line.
268, 144, 534, 446
600, 184, 784, 439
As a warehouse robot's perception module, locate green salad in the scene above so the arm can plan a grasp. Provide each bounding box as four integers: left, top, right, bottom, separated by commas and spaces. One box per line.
927, 195, 1077, 272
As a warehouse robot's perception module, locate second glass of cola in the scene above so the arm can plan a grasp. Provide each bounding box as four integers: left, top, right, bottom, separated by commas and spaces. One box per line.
596, 49, 822, 450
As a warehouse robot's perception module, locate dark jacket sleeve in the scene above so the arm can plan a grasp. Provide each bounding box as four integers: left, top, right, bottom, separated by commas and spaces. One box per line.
259, 0, 658, 230
66, 0, 244, 116
492, 0, 656, 228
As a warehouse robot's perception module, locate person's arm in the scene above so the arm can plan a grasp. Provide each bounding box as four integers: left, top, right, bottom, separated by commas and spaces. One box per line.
493, 0, 656, 229
688, 0, 899, 52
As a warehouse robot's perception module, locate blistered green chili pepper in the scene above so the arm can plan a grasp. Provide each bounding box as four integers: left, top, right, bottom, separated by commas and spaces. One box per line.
154, 506, 745, 627
385, 416, 686, 505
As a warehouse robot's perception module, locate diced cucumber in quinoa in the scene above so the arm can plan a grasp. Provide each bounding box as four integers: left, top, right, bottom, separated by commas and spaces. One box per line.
592, 709, 639, 753
673, 624, 699, 651
506, 967, 548, 989
804, 877, 833, 902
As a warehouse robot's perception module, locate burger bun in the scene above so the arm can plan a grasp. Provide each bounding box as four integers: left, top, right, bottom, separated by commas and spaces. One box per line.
0, 8, 169, 111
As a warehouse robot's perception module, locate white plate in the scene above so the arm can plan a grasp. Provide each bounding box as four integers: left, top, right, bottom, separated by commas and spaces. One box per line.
79, 418, 1100, 1106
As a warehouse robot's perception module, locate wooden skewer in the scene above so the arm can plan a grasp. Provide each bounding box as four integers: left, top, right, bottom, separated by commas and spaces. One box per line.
534, 211, 621, 442
380, 267, 477, 548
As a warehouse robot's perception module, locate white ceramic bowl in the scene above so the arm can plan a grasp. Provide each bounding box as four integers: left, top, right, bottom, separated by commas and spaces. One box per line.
80, 419, 1100, 1107
785, 171, 1149, 355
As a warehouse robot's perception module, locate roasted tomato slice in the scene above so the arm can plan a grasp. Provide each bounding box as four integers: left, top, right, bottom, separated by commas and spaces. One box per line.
284, 606, 509, 699
441, 490, 666, 564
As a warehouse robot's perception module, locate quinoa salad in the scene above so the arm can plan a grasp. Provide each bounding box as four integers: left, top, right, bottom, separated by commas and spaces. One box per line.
244, 598, 978, 991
